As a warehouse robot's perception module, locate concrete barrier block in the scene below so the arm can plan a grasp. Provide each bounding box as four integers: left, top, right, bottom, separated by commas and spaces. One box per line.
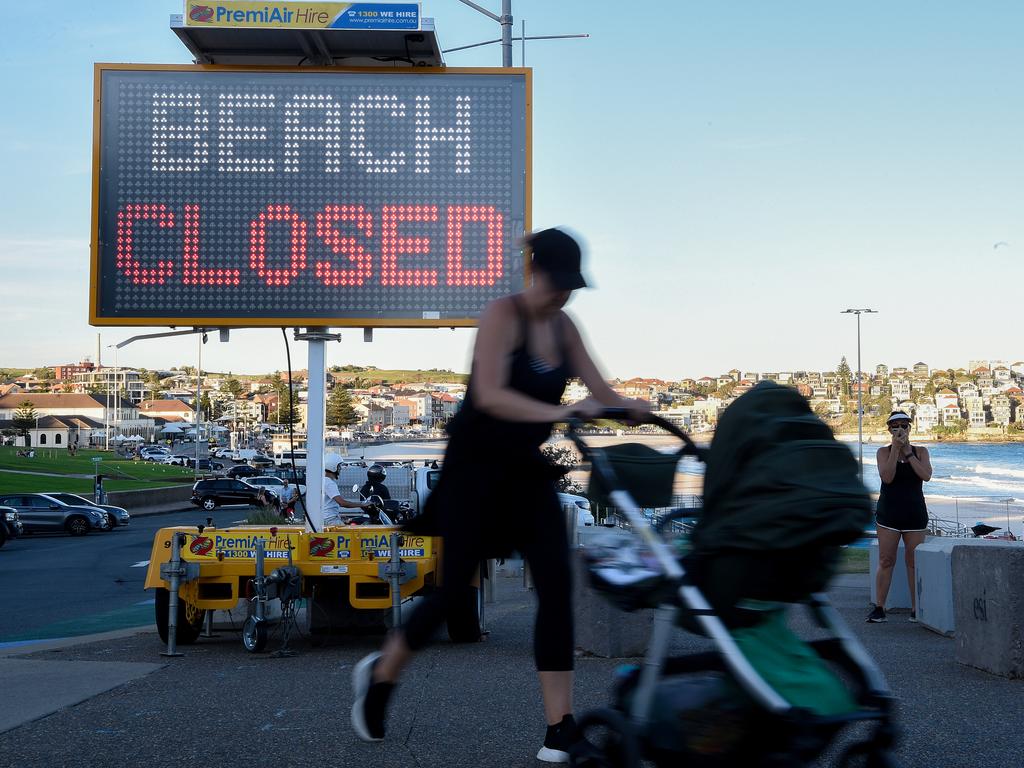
573, 541, 652, 658
915, 539, 1014, 636
953, 545, 1024, 678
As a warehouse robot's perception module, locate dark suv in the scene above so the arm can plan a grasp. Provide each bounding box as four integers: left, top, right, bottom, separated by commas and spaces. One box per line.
226, 464, 260, 479
0, 506, 24, 548
191, 478, 265, 511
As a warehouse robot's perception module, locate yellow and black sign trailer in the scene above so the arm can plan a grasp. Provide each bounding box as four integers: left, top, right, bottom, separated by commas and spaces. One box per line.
144, 522, 440, 644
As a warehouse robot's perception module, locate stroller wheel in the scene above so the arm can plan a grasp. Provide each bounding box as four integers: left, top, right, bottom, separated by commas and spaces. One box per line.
573, 708, 642, 768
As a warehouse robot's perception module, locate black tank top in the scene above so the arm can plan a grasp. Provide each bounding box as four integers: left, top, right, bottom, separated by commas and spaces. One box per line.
876, 447, 927, 518
448, 295, 574, 452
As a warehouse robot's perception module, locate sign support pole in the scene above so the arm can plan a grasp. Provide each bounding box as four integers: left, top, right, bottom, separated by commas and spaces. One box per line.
298, 328, 339, 532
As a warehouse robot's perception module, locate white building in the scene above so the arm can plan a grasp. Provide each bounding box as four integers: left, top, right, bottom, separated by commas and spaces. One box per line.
72, 367, 148, 404
890, 378, 911, 400
964, 396, 986, 428
914, 403, 938, 433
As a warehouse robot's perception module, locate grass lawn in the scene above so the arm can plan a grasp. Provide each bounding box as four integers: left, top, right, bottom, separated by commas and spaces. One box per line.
0, 446, 193, 482
837, 547, 869, 574
0, 473, 184, 494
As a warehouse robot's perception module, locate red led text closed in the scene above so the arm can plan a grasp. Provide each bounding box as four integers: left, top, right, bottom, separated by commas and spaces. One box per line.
115, 203, 504, 288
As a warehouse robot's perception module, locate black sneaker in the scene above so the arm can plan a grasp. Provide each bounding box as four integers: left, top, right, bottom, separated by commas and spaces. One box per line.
909, 611, 918, 623
536, 716, 598, 765
351, 652, 394, 742
866, 606, 887, 623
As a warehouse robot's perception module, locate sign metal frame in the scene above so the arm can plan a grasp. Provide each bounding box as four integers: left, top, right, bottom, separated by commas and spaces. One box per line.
89, 62, 532, 328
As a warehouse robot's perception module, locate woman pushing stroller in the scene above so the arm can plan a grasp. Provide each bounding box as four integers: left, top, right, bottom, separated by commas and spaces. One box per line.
350, 228, 648, 762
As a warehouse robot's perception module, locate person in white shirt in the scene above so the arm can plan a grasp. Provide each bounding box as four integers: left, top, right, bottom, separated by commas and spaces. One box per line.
323, 453, 369, 526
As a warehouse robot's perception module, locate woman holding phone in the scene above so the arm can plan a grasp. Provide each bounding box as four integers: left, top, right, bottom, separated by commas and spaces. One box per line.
868, 410, 932, 623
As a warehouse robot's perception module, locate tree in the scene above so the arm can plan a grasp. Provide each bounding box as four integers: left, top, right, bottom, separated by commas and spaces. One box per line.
270, 380, 299, 425
836, 357, 852, 398
224, 377, 244, 399
12, 402, 38, 442
200, 393, 213, 421
32, 367, 55, 380
540, 444, 585, 495
327, 386, 359, 427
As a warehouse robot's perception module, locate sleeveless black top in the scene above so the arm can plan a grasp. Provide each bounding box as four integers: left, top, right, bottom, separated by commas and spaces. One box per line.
447, 295, 574, 453
876, 447, 928, 531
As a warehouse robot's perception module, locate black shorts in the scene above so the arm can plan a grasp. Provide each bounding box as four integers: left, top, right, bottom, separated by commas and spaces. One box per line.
875, 505, 928, 533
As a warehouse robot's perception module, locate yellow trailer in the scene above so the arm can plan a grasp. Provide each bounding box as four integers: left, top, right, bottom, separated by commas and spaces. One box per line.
144, 521, 440, 647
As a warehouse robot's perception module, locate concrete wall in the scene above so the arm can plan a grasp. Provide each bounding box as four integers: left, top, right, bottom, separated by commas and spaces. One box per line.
953, 545, 1024, 678
915, 539, 1018, 636
106, 485, 192, 509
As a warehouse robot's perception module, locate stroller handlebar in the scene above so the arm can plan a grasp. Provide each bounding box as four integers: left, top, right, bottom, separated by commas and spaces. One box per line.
565, 408, 707, 461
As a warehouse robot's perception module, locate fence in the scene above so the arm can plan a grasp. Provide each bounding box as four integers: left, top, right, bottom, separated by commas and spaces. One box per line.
924, 495, 1022, 540
593, 493, 703, 535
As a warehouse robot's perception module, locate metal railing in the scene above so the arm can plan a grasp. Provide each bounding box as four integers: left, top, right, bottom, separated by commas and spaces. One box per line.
924, 495, 1022, 540
594, 494, 703, 535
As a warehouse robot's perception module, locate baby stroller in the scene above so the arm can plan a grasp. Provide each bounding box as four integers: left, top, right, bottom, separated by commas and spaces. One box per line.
569, 391, 898, 767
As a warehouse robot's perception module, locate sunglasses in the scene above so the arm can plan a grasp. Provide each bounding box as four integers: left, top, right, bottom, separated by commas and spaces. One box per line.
888, 423, 910, 430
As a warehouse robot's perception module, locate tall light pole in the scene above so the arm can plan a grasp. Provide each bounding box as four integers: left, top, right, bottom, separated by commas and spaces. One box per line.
841, 308, 878, 483
104, 344, 119, 451
452, 1, 588, 65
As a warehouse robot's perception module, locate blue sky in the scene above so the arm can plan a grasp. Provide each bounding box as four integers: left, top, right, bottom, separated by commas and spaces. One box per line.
1, 1, 1021, 379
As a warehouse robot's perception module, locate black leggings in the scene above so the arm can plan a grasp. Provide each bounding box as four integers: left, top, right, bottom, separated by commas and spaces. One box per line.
402, 481, 575, 671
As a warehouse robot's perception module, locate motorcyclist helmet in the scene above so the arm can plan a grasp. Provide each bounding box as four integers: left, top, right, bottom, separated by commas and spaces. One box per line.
324, 453, 344, 473
367, 464, 387, 483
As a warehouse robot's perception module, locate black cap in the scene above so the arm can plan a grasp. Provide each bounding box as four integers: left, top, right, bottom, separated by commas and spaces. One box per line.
526, 228, 588, 291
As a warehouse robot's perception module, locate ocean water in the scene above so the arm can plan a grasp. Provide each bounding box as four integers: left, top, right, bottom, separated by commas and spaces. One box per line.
855, 442, 1024, 500
349, 436, 1024, 535
358, 438, 1024, 499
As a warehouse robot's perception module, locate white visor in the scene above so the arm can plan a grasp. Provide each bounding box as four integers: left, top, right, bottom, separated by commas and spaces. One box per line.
886, 412, 911, 425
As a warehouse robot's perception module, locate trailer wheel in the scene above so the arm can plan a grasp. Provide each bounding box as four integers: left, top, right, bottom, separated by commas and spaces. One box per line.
446, 584, 483, 643
242, 616, 268, 652
154, 588, 205, 645
66, 515, 90, 536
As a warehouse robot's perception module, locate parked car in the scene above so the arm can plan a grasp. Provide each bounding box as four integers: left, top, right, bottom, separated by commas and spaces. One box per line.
246, 475, 307, 499
247, 454, 276, 469
190, 478, 266, 511
226, 464, 260, 479
557, 492, 595, 529
182, 457, 224, 471
42, 493, 130, 529
157, 454, 190, 465
0, 493, 110, 535
0, 506, 24, 548
141, 447, 172, 461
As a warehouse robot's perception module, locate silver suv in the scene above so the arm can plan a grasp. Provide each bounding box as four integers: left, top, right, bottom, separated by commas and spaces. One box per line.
0, 493, 110, 536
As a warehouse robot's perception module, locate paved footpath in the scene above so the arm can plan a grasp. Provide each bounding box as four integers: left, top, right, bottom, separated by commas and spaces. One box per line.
0, 574, 1021, 768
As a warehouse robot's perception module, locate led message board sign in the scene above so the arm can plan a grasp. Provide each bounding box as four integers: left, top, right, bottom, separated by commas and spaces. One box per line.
90, 64, 530, 327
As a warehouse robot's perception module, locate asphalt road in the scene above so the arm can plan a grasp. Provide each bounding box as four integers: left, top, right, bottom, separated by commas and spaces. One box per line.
0, 506, 250, 644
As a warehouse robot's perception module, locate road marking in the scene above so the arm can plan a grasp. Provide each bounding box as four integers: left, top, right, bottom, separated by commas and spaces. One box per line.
131, 561, 150, 568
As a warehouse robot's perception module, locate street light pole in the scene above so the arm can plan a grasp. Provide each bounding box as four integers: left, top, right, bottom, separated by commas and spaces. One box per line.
841, 308, 878, 483
453, 0, 587, 65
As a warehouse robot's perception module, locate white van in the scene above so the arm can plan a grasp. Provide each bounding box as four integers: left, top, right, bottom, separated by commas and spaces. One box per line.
558, 492, 595, 528
273, 448, 307, 468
